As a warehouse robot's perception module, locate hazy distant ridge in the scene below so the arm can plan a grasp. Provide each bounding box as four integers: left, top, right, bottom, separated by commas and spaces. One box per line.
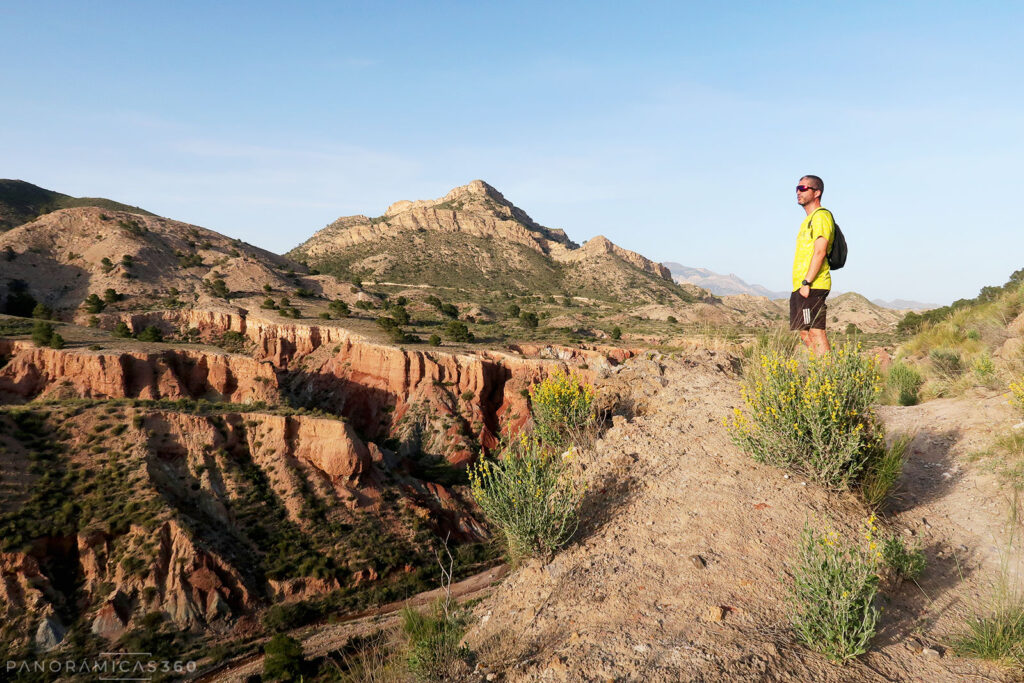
663, 262, 789, 299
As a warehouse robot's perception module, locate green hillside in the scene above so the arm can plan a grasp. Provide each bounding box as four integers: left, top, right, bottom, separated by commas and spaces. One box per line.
0, 179, 155, 231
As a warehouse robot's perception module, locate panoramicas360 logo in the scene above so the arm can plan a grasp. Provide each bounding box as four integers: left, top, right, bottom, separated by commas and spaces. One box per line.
5, 652, 197, 680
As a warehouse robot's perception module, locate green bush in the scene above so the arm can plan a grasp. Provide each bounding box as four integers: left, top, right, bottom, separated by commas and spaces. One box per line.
113, 322, 132, 338
391, 305, 410, 325
215, 331, 248, 353
445, 321, 474, 343
428, 334, 441, 347
31, 303, 53, 320
930, 348, 963, 377
103, 288, 121, 303
727, 344, 886, 492
973, 353, 997, 383
469, 433, 581, 562
887, 361, 923, 406
610, 325, 622, 340
860, 433, 912, 509
263, 633, 305, 681
788, 518, 882, 662
881, 535, 926, 581
528, 369, 595, 450
136, 326, 163, 343
31, 321, 55, 347
206, 278, 230, 299
401, 605, 468, 681
48, 333, 65, 350
82, 294, 106, 314
328, 300, 350, 317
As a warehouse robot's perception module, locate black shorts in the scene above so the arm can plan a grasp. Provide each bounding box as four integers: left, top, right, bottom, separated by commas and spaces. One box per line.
789, 289, 829, 331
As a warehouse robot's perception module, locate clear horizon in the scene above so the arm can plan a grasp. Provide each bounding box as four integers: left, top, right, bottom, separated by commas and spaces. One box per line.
3, 1, 1022, 306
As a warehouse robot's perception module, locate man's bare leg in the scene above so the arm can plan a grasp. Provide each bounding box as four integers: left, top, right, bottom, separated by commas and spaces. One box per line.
799, 329, 814, 351
808, 328, 831, 355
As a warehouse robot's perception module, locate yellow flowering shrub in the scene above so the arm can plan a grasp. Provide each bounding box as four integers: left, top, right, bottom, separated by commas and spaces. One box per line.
528, 369, 595, 449
789, 516, 883, 662
726, 343, 886, 491
1010, 378, 1024, 414
468, 433, 581, 562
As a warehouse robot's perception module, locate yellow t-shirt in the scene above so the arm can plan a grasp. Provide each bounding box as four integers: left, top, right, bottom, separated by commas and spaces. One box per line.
792, 208, 835, 291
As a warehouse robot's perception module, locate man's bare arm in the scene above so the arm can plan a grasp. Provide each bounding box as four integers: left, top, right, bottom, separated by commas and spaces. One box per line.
804, 236, 828, 284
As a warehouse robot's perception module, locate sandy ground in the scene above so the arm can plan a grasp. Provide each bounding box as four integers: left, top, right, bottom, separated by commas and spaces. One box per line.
461, 351, 1018, 681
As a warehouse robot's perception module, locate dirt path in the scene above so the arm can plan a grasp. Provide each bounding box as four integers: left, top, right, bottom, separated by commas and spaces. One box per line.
197, 564, 506, 682
462, 350, 1017, 681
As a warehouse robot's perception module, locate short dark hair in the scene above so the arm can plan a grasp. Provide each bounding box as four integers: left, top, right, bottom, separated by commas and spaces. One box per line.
801, 175, 824, 195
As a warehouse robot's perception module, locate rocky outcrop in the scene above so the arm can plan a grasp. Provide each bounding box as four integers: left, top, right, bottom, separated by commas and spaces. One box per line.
0, 552, 58, 616
109, 308, 360, 366
267, 576, 342, 604
247, 413, 372, 489
77, 521, 252, 637
298, 339, 595, 463
84, 310, 628, 462
558, 235, 673, 280
294, 180, 577, 258
0, 340, 280, 403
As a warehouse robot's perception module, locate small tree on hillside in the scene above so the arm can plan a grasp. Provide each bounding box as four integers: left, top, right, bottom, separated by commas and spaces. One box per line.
31, 321, 55, 347
82, 294, 106, 314
445, 320, 474, 343
263, 633, 305, 682
328, 300, 349, 317
391, 305, 410, 325
31, 303, 53, 320
520, 311, 539, 329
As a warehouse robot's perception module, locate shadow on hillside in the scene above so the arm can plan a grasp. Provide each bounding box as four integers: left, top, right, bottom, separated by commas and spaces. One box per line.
872, 540, 982, 651
573, 455, 640, 545
884, 428, 963, 514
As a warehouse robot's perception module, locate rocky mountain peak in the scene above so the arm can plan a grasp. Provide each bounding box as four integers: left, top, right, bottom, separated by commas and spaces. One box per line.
383, 180, 519, 220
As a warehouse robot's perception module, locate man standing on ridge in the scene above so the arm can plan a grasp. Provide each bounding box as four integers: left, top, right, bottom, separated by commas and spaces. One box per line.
790, 175, 834, 354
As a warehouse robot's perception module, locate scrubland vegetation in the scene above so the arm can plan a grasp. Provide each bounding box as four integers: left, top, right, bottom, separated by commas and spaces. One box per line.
886, 269, 1024, 404
727, 336, 925, 662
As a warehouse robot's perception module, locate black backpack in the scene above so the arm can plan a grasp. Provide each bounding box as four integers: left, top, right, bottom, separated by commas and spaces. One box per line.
811, 208, 848, 270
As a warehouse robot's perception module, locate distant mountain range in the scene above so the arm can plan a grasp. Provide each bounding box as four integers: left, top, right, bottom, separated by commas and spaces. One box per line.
869, 298, 940, 311
662, 263, 937, 311
662, 263, 789, 300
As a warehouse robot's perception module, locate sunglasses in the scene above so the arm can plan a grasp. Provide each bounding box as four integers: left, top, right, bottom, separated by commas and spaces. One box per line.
796, 185, 819, 192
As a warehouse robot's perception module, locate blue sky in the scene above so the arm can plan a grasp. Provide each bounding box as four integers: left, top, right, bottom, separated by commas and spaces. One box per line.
2, 1, 1022, 305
